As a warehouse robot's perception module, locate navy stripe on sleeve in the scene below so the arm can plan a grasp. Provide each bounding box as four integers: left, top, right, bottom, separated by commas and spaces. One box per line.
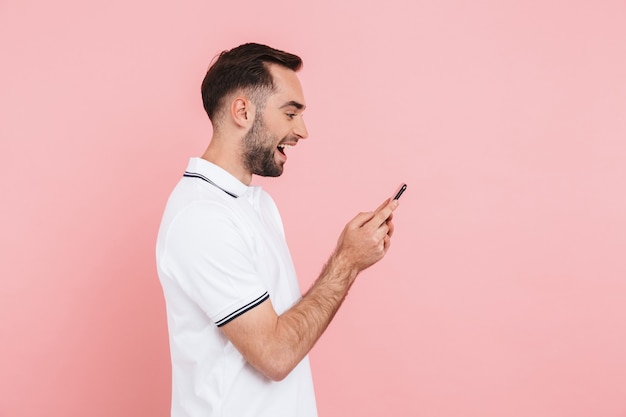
215, 292, 270, 327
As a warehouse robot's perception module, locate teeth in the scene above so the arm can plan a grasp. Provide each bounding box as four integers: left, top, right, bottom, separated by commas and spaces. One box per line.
277, 144, 293, 149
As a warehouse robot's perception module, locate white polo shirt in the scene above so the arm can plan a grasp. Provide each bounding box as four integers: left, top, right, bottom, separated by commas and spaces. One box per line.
156, 158, 317, 417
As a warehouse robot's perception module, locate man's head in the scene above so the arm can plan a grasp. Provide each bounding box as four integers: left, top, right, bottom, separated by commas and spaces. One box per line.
201, 43, 308, 180
201, 43, 303, 125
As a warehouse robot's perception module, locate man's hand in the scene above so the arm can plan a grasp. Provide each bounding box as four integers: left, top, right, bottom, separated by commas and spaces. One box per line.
332, 197, 398, 281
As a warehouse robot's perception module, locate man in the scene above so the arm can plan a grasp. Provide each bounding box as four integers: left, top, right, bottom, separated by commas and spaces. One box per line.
156, 43, 398, 417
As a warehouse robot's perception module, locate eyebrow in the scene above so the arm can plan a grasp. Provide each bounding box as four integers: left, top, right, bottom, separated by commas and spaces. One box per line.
279, 100, 306, 110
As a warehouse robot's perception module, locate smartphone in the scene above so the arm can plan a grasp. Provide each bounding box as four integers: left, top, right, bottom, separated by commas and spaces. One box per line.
393, 183, 407, 200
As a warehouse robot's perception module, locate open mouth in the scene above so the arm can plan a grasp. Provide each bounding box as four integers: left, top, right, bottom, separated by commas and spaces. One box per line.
277, 144, 293, 155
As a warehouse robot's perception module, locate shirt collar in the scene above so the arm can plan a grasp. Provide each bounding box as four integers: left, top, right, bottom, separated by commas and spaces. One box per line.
184, 157, 249, 198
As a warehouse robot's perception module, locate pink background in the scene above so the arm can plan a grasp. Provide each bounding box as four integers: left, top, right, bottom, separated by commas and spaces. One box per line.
2, 0, 626, 416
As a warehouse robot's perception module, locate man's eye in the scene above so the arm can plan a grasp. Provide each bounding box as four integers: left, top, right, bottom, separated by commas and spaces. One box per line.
287, 113, 296, 119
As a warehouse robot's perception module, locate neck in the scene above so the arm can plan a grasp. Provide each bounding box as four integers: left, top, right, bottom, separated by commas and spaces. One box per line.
201, 135, 252, 185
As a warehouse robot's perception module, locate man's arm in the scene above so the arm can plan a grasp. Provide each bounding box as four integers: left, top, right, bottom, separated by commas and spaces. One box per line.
220, 198, 398, 381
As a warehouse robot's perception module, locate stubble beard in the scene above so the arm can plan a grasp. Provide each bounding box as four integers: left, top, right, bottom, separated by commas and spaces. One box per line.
242, 114, 284, 178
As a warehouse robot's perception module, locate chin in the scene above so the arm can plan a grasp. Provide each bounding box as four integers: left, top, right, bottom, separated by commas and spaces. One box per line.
258, 169, 283, 178
255, 163, 284, 178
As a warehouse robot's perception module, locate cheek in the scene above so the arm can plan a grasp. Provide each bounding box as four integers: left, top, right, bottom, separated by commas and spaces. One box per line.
277, 125, 292, 139
262, 116, 289, 137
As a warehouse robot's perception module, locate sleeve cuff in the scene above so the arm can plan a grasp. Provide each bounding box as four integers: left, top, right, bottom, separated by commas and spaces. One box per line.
215, 292, 270, 327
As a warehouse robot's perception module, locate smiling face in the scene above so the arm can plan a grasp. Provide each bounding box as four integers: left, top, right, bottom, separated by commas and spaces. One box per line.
241, 64, 308, 178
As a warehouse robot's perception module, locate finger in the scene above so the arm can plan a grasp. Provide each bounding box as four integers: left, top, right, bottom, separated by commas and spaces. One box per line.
368, 200, 398, 229
373, 197, 391, 215
383, 234, 391, 252
350, 211, 376, 229
387, 218, 395, 238
372, 223, 390, 241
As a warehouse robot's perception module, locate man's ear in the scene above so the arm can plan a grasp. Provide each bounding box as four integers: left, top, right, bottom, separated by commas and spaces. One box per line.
230, 97, 255, 128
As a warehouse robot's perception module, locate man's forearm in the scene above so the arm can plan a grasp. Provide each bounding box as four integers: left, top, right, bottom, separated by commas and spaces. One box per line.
274, 253, 358, 366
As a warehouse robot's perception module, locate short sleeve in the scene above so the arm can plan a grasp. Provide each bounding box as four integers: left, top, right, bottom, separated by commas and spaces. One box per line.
160, 200, 268, 327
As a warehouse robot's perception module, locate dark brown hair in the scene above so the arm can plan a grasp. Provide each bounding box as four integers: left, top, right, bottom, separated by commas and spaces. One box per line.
201, 43, 303, 122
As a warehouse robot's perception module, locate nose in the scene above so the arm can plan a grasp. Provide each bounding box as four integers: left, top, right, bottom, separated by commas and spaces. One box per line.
293, 117, 309, 140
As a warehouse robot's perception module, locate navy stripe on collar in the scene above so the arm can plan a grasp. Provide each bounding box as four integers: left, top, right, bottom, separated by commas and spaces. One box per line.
183, 171, 239, 198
